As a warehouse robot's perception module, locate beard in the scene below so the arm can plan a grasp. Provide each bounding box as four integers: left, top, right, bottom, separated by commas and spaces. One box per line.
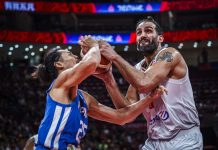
137, 39, 158, 56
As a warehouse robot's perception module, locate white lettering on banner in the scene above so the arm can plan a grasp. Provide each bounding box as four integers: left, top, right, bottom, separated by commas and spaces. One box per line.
4, 1, 35, 12
5, 2, 12, 9
117, 4, 143, 12
92, 35, 113, 42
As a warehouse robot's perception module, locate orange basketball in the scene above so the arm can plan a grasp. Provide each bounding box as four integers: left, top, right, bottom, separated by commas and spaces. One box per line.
80, 49, 111, 74
93, 55, 112, 75
100, 55, 110, 66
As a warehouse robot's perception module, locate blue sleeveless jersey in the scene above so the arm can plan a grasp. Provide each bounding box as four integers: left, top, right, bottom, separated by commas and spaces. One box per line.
36, 83, 88, 150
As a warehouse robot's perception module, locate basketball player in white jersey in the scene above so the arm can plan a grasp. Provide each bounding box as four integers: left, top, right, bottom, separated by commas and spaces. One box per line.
85, 16, 203, 149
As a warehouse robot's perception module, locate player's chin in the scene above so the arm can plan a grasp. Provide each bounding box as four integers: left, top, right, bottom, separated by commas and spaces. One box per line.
140, 43, 150, 48
69, 61, 78, 68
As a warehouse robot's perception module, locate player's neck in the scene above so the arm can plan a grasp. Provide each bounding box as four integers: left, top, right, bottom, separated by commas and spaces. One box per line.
144, 46, 162, 64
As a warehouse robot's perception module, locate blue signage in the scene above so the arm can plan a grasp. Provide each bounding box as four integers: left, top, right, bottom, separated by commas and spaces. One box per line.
4, 1, 35, 11
66, 33, 133, 44
95, 3, 160, 13
2, 1, 160, 14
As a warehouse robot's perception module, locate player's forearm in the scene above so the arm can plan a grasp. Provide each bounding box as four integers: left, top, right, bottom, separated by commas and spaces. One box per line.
104, 76, 132, 109
113, 55, 142, 86
113, 55, 154, 93
116, 96, 152, 125
83, 46, 101, 66
81, 46, 101, 74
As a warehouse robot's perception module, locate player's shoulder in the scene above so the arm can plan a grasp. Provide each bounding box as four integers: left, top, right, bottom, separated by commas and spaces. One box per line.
162, 47, 181, 55
155, 47, 183, 66
158, 47, 182, 59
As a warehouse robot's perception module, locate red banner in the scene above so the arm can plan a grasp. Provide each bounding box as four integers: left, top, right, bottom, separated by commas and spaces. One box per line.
163, 28, 218, 42
161, 0, 218, 11
0, 1, 96, 13
0, 30, 67, 44
34, 2, 96, 13
0, 28, 217, 44
0, 0, 218, 13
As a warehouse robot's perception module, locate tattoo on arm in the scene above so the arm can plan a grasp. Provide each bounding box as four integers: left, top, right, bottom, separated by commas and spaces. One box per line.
156, 52, 173, 62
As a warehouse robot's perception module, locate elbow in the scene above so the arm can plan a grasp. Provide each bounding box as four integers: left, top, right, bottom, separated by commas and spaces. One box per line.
131, 78, 147, 91
117, 117, 135, 126
119, 122, 126, 126
116, 113, 133, 126
117, 119, 126, 126
137, 85, 150, 93
114, 114, 126, 125
114, 109, 136, 126
135, 81, 156, 94
134, 75, 162, 93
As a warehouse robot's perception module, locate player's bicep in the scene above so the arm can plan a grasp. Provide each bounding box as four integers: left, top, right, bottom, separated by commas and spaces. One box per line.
144, 50, 176, 84
147, 62, 171, 83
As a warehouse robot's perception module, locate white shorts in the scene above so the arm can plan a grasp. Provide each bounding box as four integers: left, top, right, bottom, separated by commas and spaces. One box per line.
142, 126, 203, 150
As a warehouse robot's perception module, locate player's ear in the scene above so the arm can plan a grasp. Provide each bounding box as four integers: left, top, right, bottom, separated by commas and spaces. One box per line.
158, 35, 164, 43
54, 61, 63, 70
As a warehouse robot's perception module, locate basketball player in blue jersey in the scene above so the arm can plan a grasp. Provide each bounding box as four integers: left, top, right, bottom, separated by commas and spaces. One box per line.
31, 35, 165, 150
89, 17, 203, 150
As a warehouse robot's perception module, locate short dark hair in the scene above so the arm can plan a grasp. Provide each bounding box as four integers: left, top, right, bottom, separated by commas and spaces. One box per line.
136, 16, 163, 35
32, 47, 62, 81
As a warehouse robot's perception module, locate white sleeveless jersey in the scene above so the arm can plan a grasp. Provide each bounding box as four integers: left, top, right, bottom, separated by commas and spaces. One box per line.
135, 49, 200, 140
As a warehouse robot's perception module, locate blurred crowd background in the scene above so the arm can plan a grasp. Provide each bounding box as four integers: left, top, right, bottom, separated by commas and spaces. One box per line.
0, 0, 218, 149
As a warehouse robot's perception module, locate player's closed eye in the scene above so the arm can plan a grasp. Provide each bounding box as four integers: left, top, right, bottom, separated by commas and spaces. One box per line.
136, 31, 142, 36
145, 29, 153, 33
